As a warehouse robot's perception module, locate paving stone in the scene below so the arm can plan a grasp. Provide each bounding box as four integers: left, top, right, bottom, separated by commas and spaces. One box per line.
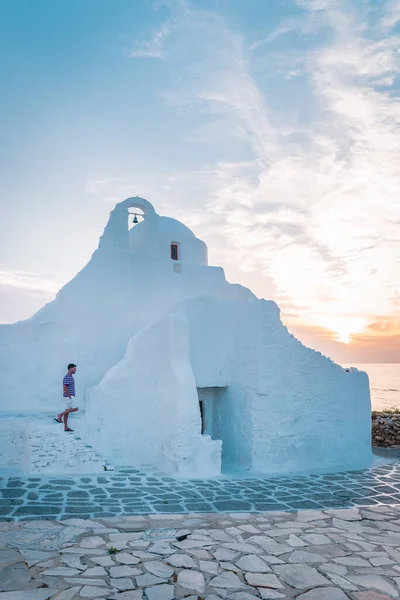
115, 553, 141, 565
210, 571, 247, 589
143, 561, 174, 578
235, 555, 271, 573
258, 592, 285, 599
301, 534, 332, 545
287, 534, 307, 547
110, 577, 135, 591
82, 566, 107, 576
244, 573, 283, 588
319, 563, 348, 576
110, 566, 142, 578
110, 592, 143, 600
177, 570, 206, 594
328, 574, 357, 590
296, 587, 350, 599
0, 562, 31, 591
0, 591, 58, 599
273, 564, 330, 589
353, 593, 393, 600
347, 575, 399, 598
164, 554, 197, 568
79, 586, 111, 597
90, 555, 115, 567
79, 536, 105, 548
42, 567, 82, 576
51, 589, 82, 600
288, 550, 326, 564
64, 578, 108, 586
145, 584, 175, 600
136, 573, 168, 587
0, 550, 21, 567
333, 556, 371, 567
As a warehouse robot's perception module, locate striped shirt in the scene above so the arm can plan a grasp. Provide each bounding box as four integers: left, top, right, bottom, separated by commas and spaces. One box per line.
63, 373, 75, 397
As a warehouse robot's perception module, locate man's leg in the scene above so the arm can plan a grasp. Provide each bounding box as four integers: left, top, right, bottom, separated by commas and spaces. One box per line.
56, 409, 67, 422
64, 407, 78, 431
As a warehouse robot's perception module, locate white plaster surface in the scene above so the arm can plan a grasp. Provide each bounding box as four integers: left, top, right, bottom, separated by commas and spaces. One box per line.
0, 197, 372, 477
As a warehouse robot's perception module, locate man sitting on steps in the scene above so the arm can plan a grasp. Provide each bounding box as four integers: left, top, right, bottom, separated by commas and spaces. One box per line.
54, 363, 78, 432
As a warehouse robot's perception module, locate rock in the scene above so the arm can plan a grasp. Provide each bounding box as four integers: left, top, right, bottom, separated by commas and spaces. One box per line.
110, 566, 142, 578
235, 555, 271, 573
0, 562, 31, 591
143, 561, 174, 578
51, 589, 82, 600
91, 555, 116, 567
210, 571, 246, 589
213, 548, 239, 561
300, 534, 331, 545
230, 594, 265, 600
0, 550, 22, 567
328, 574, 357, 590
177, 570, 206, 594
247, 536, 291, 556
42, 567, 82, 576
353, 593, 393, 600
244, 573, 283, 588
20, 550, 57, 567
319, 563, 348, 576
288, 550, 326, 564
259, 592, 286, 599
82, 566, 107, 576
199, 560, 219, 574
326, 509, 362, 521
136, 573, 168, 587
273, 564, 330, 589
0, 591, 57, 600
287, 535, 307, 547
333, 557, 371, 567
296, 588, 350, 600
164, 554, 197, 568
115, 553, 141, 565
346, 575, 399, 598
110, 577, 135, 591
80, 536, 105, 549
79, 586, 112, 597
145, 584, 175, 600
110, 591, 144, 600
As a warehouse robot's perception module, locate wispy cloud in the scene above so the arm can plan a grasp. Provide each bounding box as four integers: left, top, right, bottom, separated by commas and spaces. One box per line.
0, 267, 60, 294
129, 0, 400, 348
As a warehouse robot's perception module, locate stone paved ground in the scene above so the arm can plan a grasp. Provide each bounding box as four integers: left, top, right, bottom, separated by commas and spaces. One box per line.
1, 462, 400, 520
1, 507, 400, 599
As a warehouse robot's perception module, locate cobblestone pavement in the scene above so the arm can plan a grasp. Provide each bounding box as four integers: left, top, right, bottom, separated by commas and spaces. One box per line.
2, 462, 400, 521
1, 507, 400, 599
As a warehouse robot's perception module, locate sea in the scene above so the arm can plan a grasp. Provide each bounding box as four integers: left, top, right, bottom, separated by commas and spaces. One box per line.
351, 364, 400, 411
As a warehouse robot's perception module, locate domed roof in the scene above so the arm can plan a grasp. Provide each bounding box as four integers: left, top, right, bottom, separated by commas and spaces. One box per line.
129, 215, 195, 239
157, 216, 195, 238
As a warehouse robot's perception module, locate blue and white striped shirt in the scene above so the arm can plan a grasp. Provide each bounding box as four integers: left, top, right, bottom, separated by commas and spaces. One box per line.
63, 373, 75, 397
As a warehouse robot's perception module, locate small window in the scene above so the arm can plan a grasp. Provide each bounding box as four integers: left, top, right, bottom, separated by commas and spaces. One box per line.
171, 243, 179, 261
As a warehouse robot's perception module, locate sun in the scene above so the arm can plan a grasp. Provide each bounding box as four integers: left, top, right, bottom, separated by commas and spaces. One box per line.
316, 316, 368, 345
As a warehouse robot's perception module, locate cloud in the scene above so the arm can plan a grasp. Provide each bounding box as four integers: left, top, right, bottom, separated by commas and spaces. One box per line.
0, 268, 60, 324
0, 267, 60, 294
126, 0, 400, 351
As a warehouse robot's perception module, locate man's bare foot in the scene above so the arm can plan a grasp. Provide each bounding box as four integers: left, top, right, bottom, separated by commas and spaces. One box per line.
64, 427, 74, 432
54, 417, 63, 423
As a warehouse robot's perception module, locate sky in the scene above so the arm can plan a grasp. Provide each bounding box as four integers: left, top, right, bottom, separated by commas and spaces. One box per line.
0, 0, 399, 364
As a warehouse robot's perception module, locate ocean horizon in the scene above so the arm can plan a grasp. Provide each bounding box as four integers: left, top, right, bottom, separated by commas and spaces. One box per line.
351, 363, 399, 411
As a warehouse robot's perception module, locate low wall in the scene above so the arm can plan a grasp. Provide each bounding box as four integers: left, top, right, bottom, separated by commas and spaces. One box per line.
372, 412, 400, 447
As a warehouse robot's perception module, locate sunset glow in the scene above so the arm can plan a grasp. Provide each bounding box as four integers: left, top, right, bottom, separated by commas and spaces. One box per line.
0, 0, 399, 363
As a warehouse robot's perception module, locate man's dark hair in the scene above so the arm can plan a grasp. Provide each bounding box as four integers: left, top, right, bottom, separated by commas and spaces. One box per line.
68, 363, 76, 370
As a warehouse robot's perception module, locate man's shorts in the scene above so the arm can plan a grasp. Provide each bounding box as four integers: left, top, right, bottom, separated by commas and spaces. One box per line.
65, 397, 78, 409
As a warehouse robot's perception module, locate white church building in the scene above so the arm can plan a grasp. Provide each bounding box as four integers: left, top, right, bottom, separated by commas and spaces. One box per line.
0, 197, 372, 477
